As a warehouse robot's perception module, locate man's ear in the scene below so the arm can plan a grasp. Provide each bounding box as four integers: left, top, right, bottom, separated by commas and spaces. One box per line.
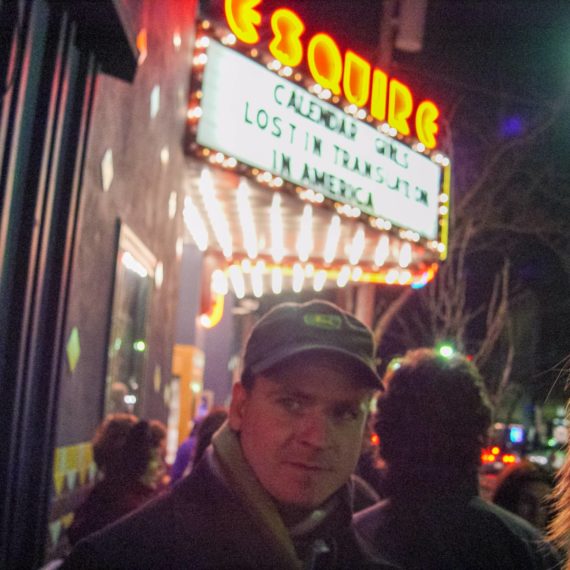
228, 382, 248, 431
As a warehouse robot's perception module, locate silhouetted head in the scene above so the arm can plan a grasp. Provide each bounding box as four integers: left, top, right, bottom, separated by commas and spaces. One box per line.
375, 348, 492, 495
93, 414, 166, 485
194, 407, 229, 465
494, 460, 554, 531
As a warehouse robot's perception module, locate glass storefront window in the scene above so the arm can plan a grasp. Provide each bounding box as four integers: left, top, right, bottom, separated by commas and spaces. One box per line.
105, 224, 156, 416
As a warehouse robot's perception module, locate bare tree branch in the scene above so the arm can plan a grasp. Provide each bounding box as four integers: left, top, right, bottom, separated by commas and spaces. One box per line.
374, 288, 414, 347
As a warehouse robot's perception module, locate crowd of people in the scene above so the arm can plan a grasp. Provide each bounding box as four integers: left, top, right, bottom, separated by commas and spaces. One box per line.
56, 300, 569, 569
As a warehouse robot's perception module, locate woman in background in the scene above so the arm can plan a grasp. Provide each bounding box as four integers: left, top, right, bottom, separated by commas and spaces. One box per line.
548, 405, 570, 569
493, 460, 555, 531
67, 414, 167, 545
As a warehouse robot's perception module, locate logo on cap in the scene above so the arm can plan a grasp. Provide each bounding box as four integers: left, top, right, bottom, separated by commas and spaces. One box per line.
303, 313, 342, 330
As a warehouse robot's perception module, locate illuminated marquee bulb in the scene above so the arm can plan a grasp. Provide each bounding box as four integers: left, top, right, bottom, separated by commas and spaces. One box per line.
313, 270, 327, 292
271, 267, 283, 295
183, 196, 209, 252
122, 251, 148, 278
241, 258, 252, 273
292, 263, 304, 293
251, 261, 265, 298
323, 215, 341, 264
296, 205, 313, 263
351, 266, 363, 281
399, 242, 412, 268
228, 265, 245, 299
270, 193, 284, 263
237, 181, 258, 259
348, 225, 366, 265
374, 235, 390, 266
398, 270, 412, 285
211, 269, 228, 295
337, 265, 351, 287
386, 269, 398, 284
199, 169, 232, 258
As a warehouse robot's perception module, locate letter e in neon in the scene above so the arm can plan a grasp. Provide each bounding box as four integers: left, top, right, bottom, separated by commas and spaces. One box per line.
224, 0, 262, 44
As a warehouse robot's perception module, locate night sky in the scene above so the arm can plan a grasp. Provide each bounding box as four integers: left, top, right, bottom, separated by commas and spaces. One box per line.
297, 0, 570, 401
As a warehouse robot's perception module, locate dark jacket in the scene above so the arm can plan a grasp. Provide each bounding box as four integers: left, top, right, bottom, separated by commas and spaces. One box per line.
63, 425, 390, 570
354, 488, 562, 570
67, 478, 156, 546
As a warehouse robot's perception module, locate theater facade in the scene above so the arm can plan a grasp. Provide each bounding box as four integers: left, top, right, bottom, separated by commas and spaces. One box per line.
0, 0, 450, 565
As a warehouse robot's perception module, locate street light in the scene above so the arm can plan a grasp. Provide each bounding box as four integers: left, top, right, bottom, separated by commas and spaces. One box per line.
437, 342, 455, 359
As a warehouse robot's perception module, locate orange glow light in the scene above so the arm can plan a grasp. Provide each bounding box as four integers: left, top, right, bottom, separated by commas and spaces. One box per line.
224, 0, 262, 44
388, 79, 413, 136
343, 51, 371, 108
307, 33, 343, 95
491, 446, 500, 455
502, 454, 517, 464
219, 257, 438, 289
221, 2, 442, 146
370, 433, 380, 446
199, 292, 225, 328
269, 8, 305, 67
136, 28, 148, 65
416, 100, 440, 149
370, 68, 388, 122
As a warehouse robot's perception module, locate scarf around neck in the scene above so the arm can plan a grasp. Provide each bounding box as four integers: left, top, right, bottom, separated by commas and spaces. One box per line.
211, 423, 348, 569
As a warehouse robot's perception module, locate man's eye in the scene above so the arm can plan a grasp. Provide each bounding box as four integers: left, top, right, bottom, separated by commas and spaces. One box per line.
334, 407, 360, 422
278, 398, 303, 413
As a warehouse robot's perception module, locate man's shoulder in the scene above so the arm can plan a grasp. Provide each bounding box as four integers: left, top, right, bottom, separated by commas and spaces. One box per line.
354, 494, 562, 569
62, 462, 243, 569
468, 496, 547, 539
353, 498, 392, 541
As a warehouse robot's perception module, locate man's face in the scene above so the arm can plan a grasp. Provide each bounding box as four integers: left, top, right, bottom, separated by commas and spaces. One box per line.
229, 356, 373, 509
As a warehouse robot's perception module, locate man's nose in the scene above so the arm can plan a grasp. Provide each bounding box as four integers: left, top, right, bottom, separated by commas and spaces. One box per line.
297, 412, 332, 449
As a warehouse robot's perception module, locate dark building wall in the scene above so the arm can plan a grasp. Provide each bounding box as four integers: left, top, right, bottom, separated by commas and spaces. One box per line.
202, 293, 236, 406
176, 243, 203, 347
175, 243, 235, 407
55, 0, 198, 446
45, 0, 199, 560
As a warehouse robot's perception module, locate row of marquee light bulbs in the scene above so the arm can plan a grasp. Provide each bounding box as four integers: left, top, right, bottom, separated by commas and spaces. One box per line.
184, 169, 436, 300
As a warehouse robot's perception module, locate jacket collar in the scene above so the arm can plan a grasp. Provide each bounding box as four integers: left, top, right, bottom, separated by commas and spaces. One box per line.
211, 423, 304, 569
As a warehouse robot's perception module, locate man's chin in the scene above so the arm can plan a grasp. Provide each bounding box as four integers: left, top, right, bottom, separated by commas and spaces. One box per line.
275, 500, 323, 525
274, 490, 335, 513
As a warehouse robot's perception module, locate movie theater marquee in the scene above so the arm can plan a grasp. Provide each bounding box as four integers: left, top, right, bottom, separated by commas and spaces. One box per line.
197, 40, 443, 240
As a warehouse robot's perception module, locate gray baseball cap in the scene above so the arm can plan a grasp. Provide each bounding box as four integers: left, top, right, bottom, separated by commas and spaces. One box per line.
242, 300, 381, 389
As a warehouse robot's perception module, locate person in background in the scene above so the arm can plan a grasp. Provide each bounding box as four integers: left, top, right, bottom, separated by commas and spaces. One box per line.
67, 415, 167, 546
63, 300, 391, 569
349, 418, 382, 512
191, 407, 228, 468
107, 382, 132, 414
355, 348, 561, 570
354, 416, 385, 499
170, 408, 229, 485
169, 420, 199, 485
493, 460, 555, 532
548, 404, 570, 569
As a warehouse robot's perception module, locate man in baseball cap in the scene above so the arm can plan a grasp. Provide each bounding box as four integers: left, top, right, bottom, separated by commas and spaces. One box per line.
64, 300, 387, 569
241, 299, 381, 389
